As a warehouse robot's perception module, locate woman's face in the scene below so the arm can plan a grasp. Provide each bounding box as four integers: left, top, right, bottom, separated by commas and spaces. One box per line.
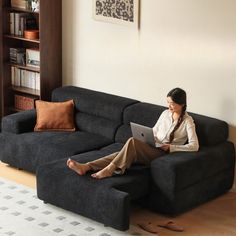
167, 96, 183, 114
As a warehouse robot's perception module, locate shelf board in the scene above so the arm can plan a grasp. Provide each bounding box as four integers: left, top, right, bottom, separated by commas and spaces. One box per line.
9, 107, 25, 113
7, 63, 40, 72
11, 86, 40, 96
4, 35, 40, 44
6, 7, 39, 14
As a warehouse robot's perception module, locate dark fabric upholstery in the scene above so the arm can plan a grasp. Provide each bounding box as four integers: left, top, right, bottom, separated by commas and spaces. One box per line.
150, 142, 235, 195
75, 113, 120, 140
116, 102, 229, 146
0, 131, 112, 172
115, 103, 166, 143
1, 109, 36, 134
148, 141, 235, 214
0, 86, 138, 172
149, 168, 234, 214
37, 143, 150, 231
51, 86, 138, 140
52, 86, 137, 122
189, 112, 228, 146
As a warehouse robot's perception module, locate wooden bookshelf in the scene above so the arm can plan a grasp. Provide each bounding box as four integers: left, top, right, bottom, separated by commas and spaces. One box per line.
0, 0, 62, 117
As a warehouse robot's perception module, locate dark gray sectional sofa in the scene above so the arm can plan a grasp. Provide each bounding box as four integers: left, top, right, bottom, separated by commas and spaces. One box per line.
0, 86, 235, 231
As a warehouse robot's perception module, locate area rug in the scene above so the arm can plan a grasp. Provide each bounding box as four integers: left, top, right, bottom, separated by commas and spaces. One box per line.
0, 177, 151, 236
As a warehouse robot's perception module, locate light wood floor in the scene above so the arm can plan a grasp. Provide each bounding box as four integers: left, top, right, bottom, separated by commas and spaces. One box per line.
1, 161, 236, 236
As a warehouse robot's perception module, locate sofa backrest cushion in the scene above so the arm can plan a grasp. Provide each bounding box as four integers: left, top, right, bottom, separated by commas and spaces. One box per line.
115, 103, 166, 143
115, 102, 228, 146
52, 86, 138, 140
189, 112, 228, 146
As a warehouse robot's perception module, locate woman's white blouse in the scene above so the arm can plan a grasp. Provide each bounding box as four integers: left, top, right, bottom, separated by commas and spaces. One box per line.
153, 110, 199, 153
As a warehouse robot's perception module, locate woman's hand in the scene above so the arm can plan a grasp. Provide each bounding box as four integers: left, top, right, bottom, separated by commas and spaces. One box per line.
159, 144, 170, 152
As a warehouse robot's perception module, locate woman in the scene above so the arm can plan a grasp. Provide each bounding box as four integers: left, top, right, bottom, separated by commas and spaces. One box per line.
67, 88, 199, 179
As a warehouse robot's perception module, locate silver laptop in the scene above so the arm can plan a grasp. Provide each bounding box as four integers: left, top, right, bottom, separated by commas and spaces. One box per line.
130, 122, 158, 147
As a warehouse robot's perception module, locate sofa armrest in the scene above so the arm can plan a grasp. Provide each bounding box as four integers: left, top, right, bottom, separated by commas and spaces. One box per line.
1, 109, 36, 134
150, 151, 199, 199
150, 142, 235, 199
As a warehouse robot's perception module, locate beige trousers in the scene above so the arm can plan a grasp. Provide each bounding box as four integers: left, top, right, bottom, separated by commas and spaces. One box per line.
88, 137, 165, 174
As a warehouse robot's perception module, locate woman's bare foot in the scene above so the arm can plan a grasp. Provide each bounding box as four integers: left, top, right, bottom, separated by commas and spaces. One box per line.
91, 163, 116, 179
67, 158, 91, 175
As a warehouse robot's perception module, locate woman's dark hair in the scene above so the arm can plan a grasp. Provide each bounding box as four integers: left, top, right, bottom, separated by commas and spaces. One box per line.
167, 88, 187, 143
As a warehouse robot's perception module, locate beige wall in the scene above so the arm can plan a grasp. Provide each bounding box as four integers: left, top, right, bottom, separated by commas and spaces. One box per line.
62, 1, 236, 150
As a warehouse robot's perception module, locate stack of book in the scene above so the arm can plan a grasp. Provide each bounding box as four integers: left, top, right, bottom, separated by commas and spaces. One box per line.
11, 0, 29, 10
11, 66, 40, 91
10, 48, 26, 65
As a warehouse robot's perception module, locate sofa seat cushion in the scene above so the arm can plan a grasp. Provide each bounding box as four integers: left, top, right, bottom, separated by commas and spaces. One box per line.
36, 142, 151, 230
69, 143, 151, 198
0, 131, 112, 172
151, 142, 235, 197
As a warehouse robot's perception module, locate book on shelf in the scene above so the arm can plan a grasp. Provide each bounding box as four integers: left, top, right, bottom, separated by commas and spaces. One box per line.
26, 48, 40, 68
10, 47, 26, 65
10, 12, 15, 34
9, 12, 38, 37
15, 12, 27, 36
11, 66, 40, 90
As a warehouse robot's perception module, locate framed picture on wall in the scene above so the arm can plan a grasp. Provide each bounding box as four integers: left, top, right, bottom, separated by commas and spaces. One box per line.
93, 0, 139, 28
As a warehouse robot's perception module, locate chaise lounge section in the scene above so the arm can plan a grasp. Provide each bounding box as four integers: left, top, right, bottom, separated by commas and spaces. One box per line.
0, 86, 137, 172
0, 86, 235, 231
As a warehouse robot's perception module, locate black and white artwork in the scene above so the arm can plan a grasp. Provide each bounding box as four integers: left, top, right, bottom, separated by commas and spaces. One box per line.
93, 0, 139, 27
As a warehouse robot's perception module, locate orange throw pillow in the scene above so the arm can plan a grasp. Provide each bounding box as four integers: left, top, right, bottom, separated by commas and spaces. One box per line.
34, 100, 76, 131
